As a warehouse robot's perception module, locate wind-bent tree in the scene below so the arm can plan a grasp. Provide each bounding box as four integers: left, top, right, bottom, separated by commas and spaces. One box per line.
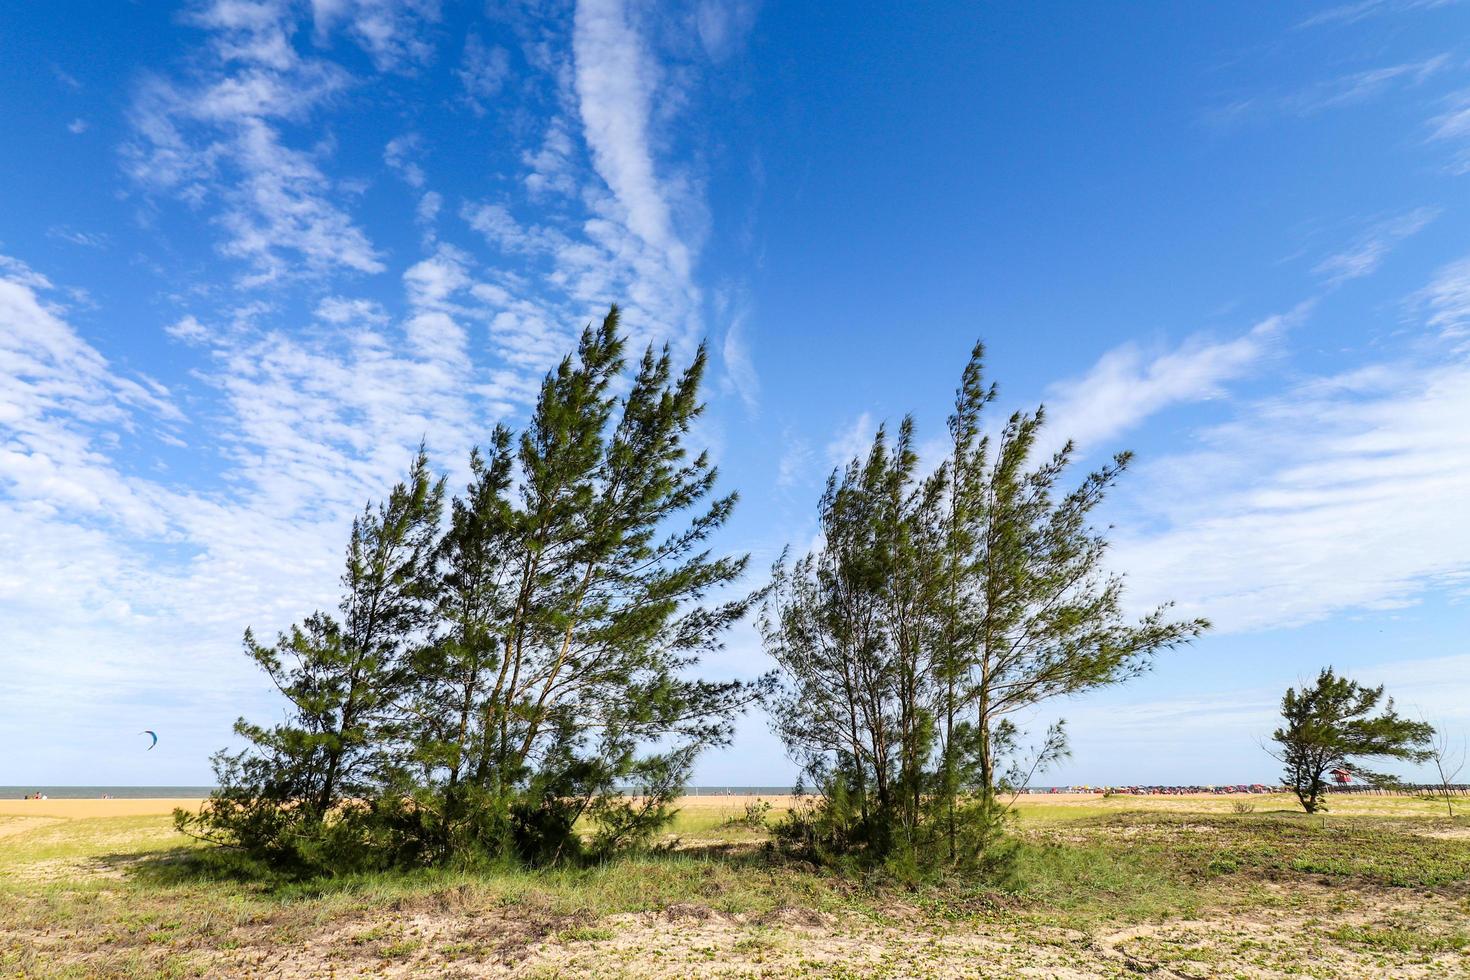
184, 453, 444, 871
762, 419, 946, 862
761, 342, 1207, 870
1270, 668, 1434, 814
185, 307, 769, 873
936, 345, 1206, 810
402, 313, 770, 865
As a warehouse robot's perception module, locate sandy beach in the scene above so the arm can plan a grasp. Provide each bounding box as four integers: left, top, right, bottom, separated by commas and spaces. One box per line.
0, 792, 1244, 822
2, 791, 1437, 825
0, 798, 205, 819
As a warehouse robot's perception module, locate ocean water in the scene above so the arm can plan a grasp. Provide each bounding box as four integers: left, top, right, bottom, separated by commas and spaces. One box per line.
1, 786, 216, 799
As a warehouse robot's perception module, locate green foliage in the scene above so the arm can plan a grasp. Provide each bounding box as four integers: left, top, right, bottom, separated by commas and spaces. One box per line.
1270, 667, 1435, 814
760, 341, 1206, 872
182, 307, 769, 875
1329, 925, 1470, 955
772, 784, 1016, 883
721, 798, 773, 830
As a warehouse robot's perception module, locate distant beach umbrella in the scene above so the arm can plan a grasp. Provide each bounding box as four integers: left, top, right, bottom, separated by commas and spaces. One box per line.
140, 730, 158, 750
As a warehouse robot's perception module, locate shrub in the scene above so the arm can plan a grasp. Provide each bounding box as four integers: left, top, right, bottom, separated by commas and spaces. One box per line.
722, 798, 773, 831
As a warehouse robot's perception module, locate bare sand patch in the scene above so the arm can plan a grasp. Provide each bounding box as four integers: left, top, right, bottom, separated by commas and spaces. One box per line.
0, 799, 203, 819
1410, 827, 1470, 841
0, 796, 777, 822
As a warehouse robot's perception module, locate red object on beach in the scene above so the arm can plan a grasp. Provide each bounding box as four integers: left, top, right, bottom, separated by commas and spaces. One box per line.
1330, 768, 1352, 785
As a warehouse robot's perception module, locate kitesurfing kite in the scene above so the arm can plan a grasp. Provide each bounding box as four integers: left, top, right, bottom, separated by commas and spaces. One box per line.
140, 730, 158, 751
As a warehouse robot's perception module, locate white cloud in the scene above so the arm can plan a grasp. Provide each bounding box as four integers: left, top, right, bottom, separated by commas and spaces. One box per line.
67, 118, 88, 134
221, 120, 385, 283
416, 189, 442, 228
573, 0, 692, 279
1112, 353, 1470, 633
1313, 207, 1438, 285
1287, 55, 1449, 113
722, 311, 759, 413
1419, 254, 1470, 338
458, 33, 510, 114
1041, 307, 1300, 460
462, 201, 562, 254
384, 132, 426, 187
692, 0, 759, 62
0, 257, 182, 535
166, 314, 210, 343
310, 0, 441, 72
0, 249, 510, 781
1430, 91, 1470, 141
774, 430, 812, 490
314, 296, 388, 325
825, 411, 874, 470
124, 2, 382, 283
1428, 90, 1470, 174
47, 227, 109, 249
403, 245, 470, 309
1297, 0, 1461, 29
1209, 53, 1451, 130
522, 119, 580, 198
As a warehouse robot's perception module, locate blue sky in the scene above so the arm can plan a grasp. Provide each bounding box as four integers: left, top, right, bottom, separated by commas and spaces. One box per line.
3, 0, 1470, 787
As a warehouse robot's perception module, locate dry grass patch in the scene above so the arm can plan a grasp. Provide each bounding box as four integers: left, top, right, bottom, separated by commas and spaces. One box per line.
2, 795, 1468, 978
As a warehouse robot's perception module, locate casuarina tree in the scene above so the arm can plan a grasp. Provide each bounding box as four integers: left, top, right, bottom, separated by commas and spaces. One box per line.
932, 344, 1207, 850
761, 419, 947, 864
1270, 668, 1434, 814
399, 310, 771, 865
761, 341, 1207, 871
183, 307, 770, 874
181, 452, 445, 872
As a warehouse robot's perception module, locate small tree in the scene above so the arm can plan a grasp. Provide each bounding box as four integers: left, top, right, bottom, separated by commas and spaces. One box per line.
181, 452, 444, 872
761, 341, 1207, 871
1270, 668, 1434, 814
761, 419, 945, 864
1424, 724, 1465, 819
936, 344, 1208, 819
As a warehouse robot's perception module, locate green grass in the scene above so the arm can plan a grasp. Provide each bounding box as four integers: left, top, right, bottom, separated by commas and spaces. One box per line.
1104, 811, 1470, 887
1002, 836, 1205, 926
1329, 924, 1470, 956
0, 815, 184, 865
3, 799, 1469, 977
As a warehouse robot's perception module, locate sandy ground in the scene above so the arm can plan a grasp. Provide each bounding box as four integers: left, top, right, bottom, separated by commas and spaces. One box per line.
0, 792, 1415, 820
2, 794, 1467, 977
0, 795, 804, 823
0, 798, 203, 819
0, 792, 1099, 821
